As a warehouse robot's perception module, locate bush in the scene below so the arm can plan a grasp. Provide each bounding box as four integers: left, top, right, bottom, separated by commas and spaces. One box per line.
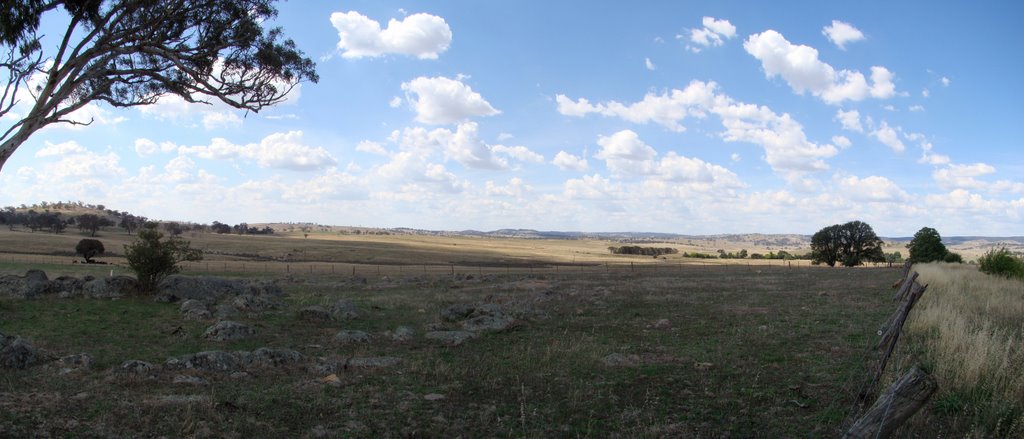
943, 252, 964, 264
978, 248, 1024, 279
124, 224, 203, 292
74, 238, 105, 263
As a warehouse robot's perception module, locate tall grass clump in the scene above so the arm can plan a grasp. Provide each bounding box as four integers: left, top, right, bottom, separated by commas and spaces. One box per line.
978, 247, 1024, 279
905, 263, 1024, 434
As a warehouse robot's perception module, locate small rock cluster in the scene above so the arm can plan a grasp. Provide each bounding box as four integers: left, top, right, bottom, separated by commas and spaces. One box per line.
0, 270, 140, 299
0, 331, 39, 369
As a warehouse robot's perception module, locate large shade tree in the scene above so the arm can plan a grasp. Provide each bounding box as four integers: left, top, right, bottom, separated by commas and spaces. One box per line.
0, 0, 318, 171
811, 220, 886, 267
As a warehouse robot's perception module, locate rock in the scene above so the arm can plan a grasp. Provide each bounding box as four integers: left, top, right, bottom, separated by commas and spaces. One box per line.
173, 375, 209, 386
214, 304, 241, 319
334, 330, 370, 344
461, 314, 514, 332
391, 326, 415, 342
601, 353, 641, 367
0, 270, 51, 299
346, 357, 401, 368
165, 351, 241, 373
202, 321, 255, 341
329, 299, 359, 320
83, 276, 139, 299
237, 348, 303, 368
232, 294, 278, 313
650, 319, 672, 329
297, 306, 333, 322
424, 393, 445, 401
319, 374, 342, 388
157, 276, 284, 302
0, 334, 39, 369
180, 299, 208, 312
180, 299, 212, 320
424, 331, 475, 346
118, 359, 154, 374
440, 304, 474, 322
54, 353, 94, 373
51, 276, 84, 298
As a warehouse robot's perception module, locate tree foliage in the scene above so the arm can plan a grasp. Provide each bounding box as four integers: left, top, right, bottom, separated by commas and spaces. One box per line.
608, 246, 678, 257
907, 227, 949, 263
75, 238, 105, 262
0, 0, 318, 171
75, 213, 112, 236
124, 223, 202, 292
978, 247, 1024, 279
810, 220, 885, 267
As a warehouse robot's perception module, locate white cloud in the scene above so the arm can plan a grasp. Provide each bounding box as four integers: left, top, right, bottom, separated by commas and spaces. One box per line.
492, 144, 544, 164
922, 88, 930, 98
497, 132, 514, 141
941, 76, 951, 87
909, 105, 925, 112
933, 163, 996, 190
838, 175, 908, 203
401, 76, 500, 125
744, 30, 896, 104
485, 177, 532, 199
50, 151, 125, 179
871, 121, 905, 152
329, 11, 452, 59
356, 140, 388, 155
133, 138, 177, 157
687, 16, 736, 52
832, 135, 852, 149
552, 151, 589, 172
179, 131, 337, 171
645, 57, 656, 71
202, 111, 243, 130
822, 20, 865, 50
389, 96, 403, 108
558, 80, 838, 176
564, 174, 622, 200
835, 109, 864, 132
595, 130, 657, 176
917, 140, 950, 165
730, 153, 741, 162
35, 140, 86, 157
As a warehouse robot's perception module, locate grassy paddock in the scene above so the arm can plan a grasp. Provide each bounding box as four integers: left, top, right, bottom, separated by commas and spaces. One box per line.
900, 263, 1024, 436
1, 265, 896, 437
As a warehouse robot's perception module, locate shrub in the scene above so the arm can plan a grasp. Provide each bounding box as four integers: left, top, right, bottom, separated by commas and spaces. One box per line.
75, 238, 105, 263
124, 223, 203, 292
977, 248, 1024, 279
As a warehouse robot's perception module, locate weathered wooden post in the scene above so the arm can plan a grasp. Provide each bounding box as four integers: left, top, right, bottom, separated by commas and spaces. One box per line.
845, 366, 937, 439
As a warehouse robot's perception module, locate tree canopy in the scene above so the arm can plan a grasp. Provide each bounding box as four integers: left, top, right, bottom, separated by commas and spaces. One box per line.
0, 0, 318, 171
75, 238, 104, 263
810, 220, 885, 267
124, 223, 202, 292
907, 227, 950, 263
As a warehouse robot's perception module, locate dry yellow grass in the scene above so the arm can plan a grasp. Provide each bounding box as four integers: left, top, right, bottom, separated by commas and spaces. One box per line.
905, 263, 1024, 433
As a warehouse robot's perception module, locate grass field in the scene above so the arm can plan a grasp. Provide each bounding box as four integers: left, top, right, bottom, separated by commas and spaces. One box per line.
1, 259, 901, 437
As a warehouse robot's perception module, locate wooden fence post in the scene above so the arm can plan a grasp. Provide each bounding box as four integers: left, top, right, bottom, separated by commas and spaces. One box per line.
844, 366, 937, 439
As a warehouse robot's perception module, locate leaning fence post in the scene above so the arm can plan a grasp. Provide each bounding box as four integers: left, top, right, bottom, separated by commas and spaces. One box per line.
844, 366, 937, 439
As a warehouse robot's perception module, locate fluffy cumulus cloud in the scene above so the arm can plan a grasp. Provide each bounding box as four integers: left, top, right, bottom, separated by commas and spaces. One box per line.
686, 16, 737, 52
386, 123, 542, 171
835, 109, 864, 132
552, 151, 588, 172
134, 138, 178, 157
595, 130, 658, 176
34, 140, 86, 157
744, 30, 895, 104
402, 76, 500, 125
838, 175, 909, 203
871, 121, 905, 152
933, 163, 996, 190
330, 11, 452, 59
557, 81, 838, 176
485, 177, 532, 199
179, 131, 337, 171
822, 20, 865, 49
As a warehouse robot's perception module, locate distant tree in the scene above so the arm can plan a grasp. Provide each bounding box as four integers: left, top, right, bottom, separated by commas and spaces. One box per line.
811, 221, 885, 267
124, 224, 203, 293
907, 227, 951, 263
211, 221, 233, 234
163, 221, 183, 236
75, 238, 105, 263
978, 247, 1024, 279
0, 0, 318, 172
76, 213, 112, 236
119, 215, 140, 234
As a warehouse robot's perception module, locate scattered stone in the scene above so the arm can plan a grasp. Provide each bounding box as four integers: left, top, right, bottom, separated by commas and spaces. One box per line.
334, 330, 370, 344
118, 359, 154, 374
297, 305, 333, 322
147, 394, 210, 406
461, 314, 514, 332
202, 321, 255, 341
0, 269, 51, 299
320, 374, 342, 388
51, 276, 85, 298
238, 347, 304, 368
173, 375, 209, 386
232, 294, 278, 313
52, 353, 94, 374
214, 304, 241, 319
693, 362, 714, 371
157, 276, 283, 302
165, 351, 241, 373
83, 276, 139, 298
650, 319, 672, 329
440, 304, 474, 322
391, 326, 415, 342
180, 299, 212, 321
0, 333, 39, 369
329, 299, 360, 320
601, 353, 641, 367
424, 331, 475, 346
346, 357, 401, 368
424, 393, 445, 401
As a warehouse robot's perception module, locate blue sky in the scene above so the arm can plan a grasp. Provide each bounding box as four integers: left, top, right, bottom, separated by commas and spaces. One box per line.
2, 1, 1022, 236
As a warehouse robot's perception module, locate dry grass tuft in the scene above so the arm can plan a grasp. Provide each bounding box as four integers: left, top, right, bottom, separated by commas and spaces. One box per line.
905, 263, 1024, 433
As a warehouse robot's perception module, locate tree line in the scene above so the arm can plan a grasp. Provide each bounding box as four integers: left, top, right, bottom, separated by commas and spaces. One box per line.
0, 203, 275, 237
608, 246, 679, 257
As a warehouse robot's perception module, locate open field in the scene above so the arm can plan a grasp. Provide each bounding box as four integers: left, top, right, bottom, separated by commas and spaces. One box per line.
0, 260, 901, 437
